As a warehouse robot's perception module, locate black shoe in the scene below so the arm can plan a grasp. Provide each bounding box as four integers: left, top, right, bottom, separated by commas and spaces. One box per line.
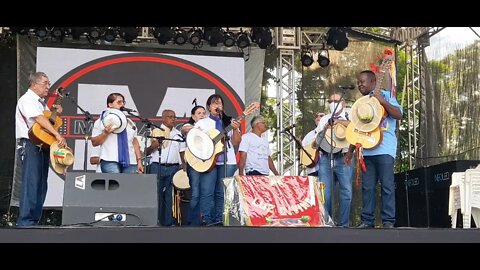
356, 223, 374, 229
382, 222, 394, 229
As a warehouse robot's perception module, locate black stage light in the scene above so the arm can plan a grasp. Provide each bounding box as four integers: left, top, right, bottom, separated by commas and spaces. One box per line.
104, 28, 117, 42
153, 27, 173, 44
204, 27, 223, 46
301, 51, 314, 67
251, 27, 273, 49
326, 27, 349, 51
223, 30, 235, 47
89, 27, 101, 40
120, 27, 138, 43
70, 27, 86, 40
35, 27, 48, 39
188, 28, 203, 46
52, 27, 65, 39
174, 29, 187, 45
236, 32, 250, 48
318, 54, 330, 67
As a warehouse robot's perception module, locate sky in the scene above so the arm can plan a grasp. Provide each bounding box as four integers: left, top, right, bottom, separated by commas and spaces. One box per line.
425, 27, 480, 60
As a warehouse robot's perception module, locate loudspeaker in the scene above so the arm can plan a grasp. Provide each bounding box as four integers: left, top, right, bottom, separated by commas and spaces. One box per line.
62, 172, 158, 226
395, 160, 480, 228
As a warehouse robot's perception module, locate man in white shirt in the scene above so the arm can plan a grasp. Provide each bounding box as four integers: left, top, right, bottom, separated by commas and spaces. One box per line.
15, 72, 67, 227
301, 112, 325, 177
238, 115, 279, 176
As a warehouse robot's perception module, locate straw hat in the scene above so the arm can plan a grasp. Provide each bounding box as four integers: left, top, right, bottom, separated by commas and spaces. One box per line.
50, 141, 74, 174
325, 123, 351, 149
101, 108, 127, 134
350, 95, 385, 132
152, 127, 171, 149
315, 129, 342, 154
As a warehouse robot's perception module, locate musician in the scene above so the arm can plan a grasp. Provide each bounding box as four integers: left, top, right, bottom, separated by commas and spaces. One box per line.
316, 92, 354, 228
345, 70, 403, 229
91, 93, 143, 174
238, 115, 279, 176
145, 109, 186, 226
193, 94, 241, 226
301, 112, 325, 177
181, 105, 206, 226
15, 72, 67, 227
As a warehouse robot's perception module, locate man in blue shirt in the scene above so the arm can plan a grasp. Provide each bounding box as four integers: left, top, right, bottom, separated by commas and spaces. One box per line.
345, 70, 403, 229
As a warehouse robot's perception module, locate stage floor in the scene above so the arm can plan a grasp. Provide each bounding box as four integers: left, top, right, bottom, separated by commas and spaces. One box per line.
1, 226, 479, 243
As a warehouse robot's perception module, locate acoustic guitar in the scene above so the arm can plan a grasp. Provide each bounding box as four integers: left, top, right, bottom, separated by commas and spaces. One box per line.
28, 92, 65, 149
300, 141, 319, 168
185, 102, 259, 172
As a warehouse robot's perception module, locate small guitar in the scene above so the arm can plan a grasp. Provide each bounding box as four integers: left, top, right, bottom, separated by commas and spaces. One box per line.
185, 102, 260, 172
345, 123, 382, 149
28, 92, 65, 149
300, 141, 319, 168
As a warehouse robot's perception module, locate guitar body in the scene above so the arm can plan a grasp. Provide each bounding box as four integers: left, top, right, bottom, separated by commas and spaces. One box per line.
185, 128, 225, 172
345, 122, 382, 149
300, 144, 319, 168
28, 110, 63, 149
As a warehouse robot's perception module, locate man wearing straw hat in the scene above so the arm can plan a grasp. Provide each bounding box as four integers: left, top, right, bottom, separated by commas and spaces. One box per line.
315, 91, 354, 228
345, 70, 403, 229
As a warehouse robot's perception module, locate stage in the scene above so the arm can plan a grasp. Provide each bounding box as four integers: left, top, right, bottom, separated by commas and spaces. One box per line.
1, 226, 479, 243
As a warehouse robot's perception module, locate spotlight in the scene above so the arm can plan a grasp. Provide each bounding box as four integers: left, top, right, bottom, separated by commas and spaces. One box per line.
318, 53, 330, 68
89, 27, 101, 40
173, 29, 187, 45
203, 27, 223, 46
9, 27, 29, 35
223, 30, 235, 47
104, 28, 117, 42
35, 27, 48, 39
301, 51, 314, 67
188, 28, 203, 46
326, 27, 349, 51
120, 27, 138, 43
236, 32, 250, 49
251, 27, 273, 49
153, 27, 173, 44
51, 27, 65, 39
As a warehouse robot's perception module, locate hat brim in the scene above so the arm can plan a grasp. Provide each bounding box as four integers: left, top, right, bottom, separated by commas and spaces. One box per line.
350, 95, 384, 132
186, 128, 214, 160
325, 126, 351, 149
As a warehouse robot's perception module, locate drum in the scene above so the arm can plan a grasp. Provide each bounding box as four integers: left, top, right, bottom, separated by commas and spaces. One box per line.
101, 108, 127, 134
315, 129, 342, 154
172, 170, 190, 190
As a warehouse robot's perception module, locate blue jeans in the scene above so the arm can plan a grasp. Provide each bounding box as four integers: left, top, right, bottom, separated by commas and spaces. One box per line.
149, 162, 179, 226
100, 160, 137, 173
361, 155, 395, 225
186, 165, 205, 226
318, 152, 354, 227
17, 139, 49, 227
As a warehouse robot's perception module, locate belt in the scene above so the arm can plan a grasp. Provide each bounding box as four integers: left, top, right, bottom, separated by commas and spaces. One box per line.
159, 163, 179, 167
320, 150, 344, 158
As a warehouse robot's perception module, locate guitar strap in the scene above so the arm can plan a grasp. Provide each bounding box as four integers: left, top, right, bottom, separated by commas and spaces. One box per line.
354, 143, 366, 188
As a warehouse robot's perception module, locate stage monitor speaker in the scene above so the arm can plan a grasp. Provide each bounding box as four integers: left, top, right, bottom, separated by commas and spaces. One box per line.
394, 167, 429, 227
62, 172, 158, 226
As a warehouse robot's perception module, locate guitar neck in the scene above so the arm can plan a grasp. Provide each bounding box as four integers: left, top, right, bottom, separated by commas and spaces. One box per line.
48, 95, 64, 121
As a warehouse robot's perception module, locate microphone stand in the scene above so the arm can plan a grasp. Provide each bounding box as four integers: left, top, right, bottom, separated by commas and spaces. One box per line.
126, 112, 164, 174
64, 95, 94, 172
328, 88, 348, 226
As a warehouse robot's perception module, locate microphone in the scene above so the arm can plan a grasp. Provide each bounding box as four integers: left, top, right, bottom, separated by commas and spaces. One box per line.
48, 87, 69, 97
120, 107, 137, 113
215, 108, 222, 115
280, 124, 296, 133
338, 85, 355, 90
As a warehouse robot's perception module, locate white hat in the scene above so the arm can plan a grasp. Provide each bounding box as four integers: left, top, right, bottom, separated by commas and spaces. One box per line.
350, 95, 385, 132
102, 108, 127, 134
186, 128, 214, 160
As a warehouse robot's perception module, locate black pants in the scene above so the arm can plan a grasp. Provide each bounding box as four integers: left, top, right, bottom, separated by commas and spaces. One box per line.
246, 170, 266, 176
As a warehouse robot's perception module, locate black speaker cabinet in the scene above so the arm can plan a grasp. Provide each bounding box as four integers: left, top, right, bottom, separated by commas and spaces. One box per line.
62, 172, 158, 226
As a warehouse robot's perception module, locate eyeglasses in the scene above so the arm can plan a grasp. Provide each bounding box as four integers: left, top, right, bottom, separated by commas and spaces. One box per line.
116, 100, 126, 105
36, 81, 51, 86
